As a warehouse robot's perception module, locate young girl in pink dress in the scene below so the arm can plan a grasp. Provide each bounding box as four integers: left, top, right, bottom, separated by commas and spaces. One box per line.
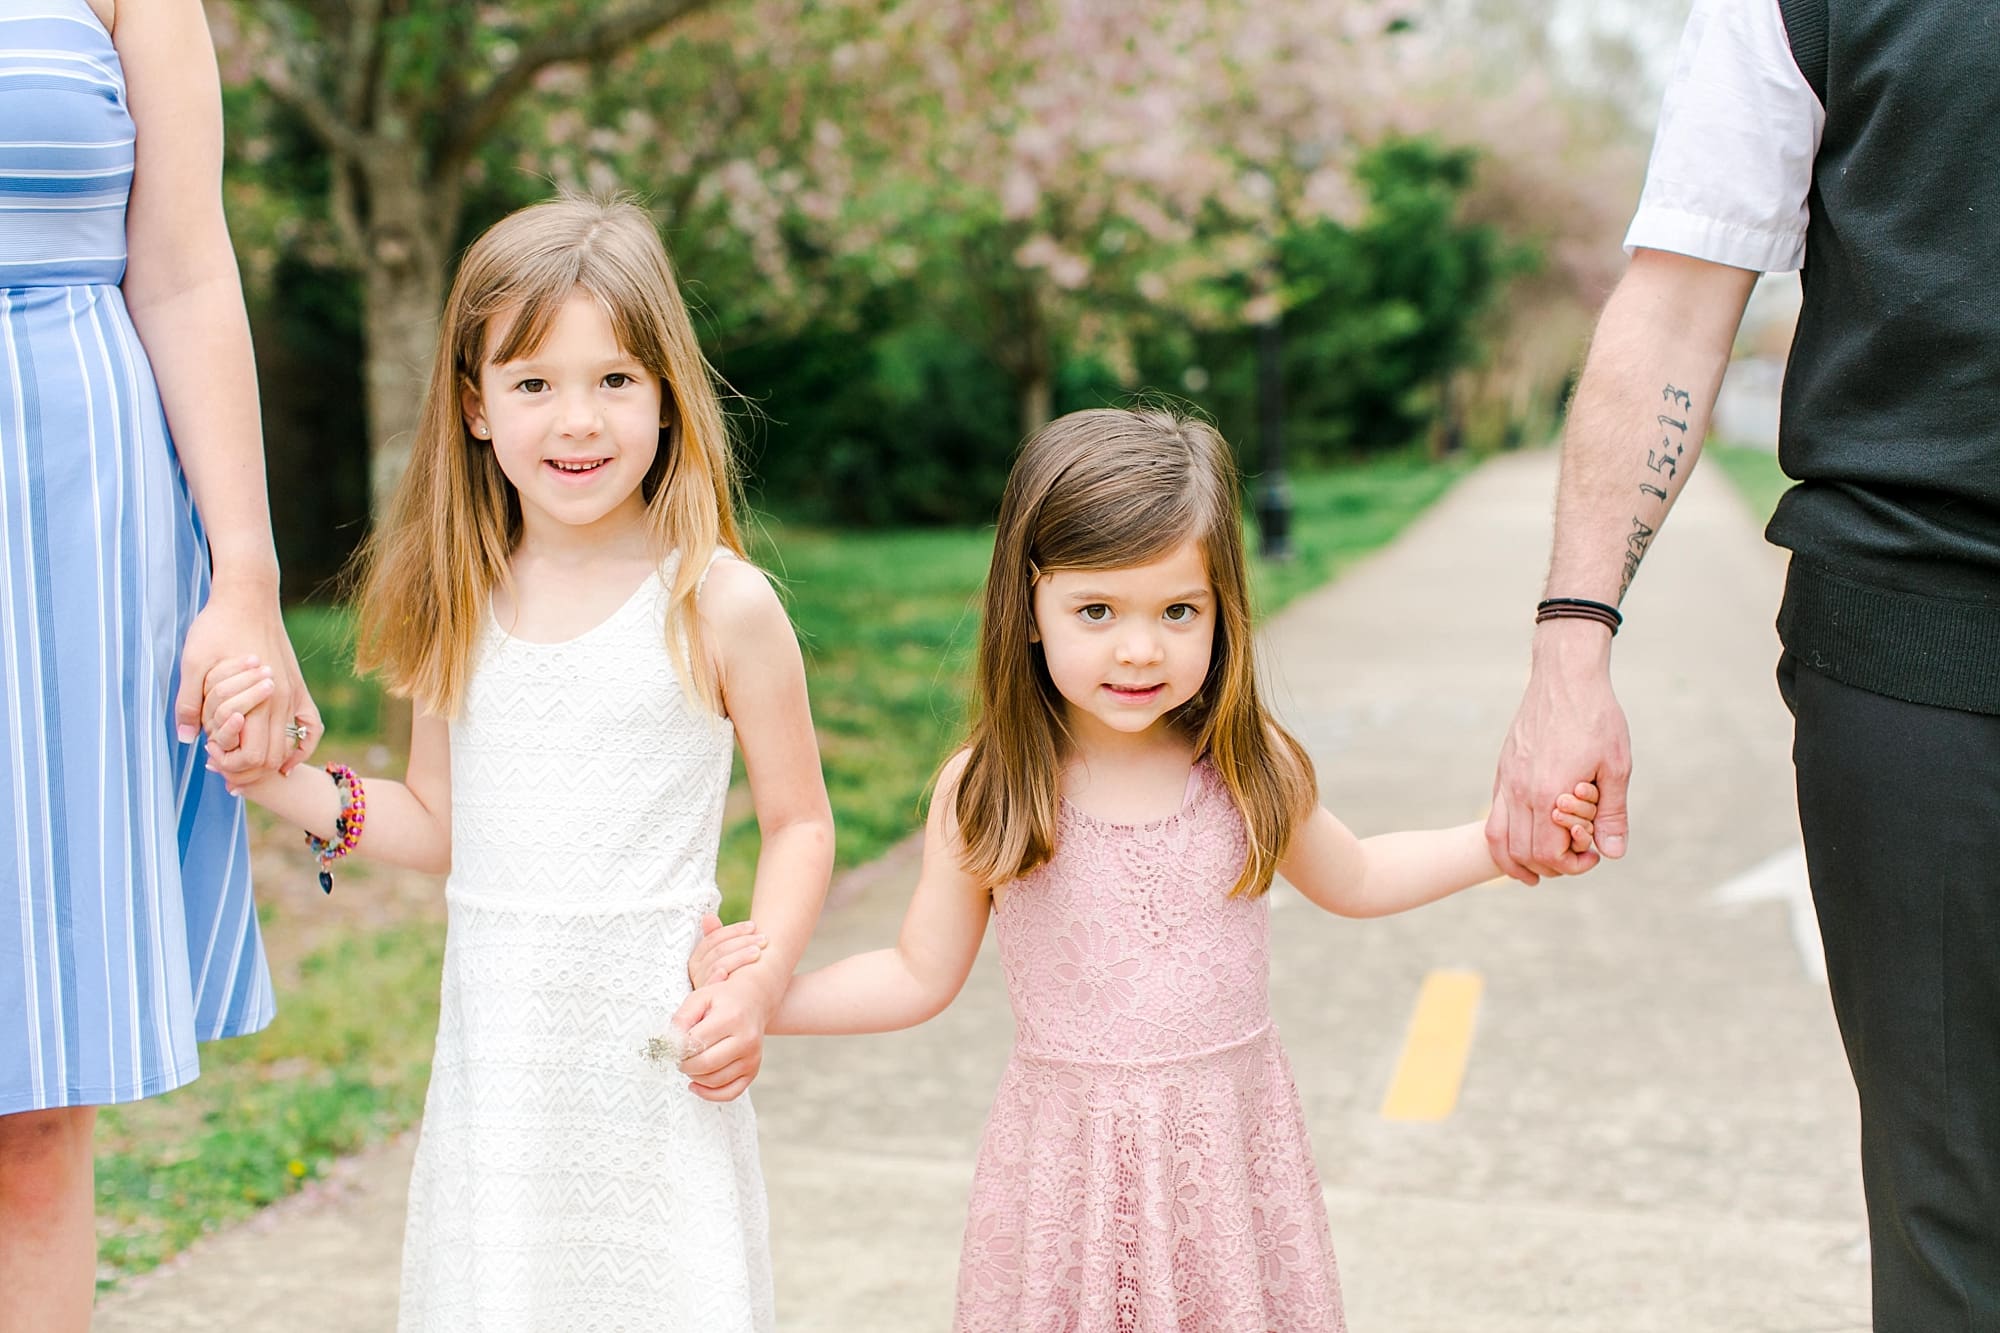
694, 407, 1597, 1332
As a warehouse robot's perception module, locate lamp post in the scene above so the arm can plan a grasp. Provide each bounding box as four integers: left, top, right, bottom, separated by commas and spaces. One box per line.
1240, 164, 1293, 560
1254, 262, 1293, 561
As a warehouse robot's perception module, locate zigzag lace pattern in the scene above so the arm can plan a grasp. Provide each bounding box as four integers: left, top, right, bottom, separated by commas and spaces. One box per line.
399, 558, 774, 1332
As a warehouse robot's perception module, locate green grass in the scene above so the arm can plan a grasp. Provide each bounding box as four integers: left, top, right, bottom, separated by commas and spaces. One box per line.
94, 920, 443, 1285
285, 602, 386, 745
92, 449, 1470, 1288
1707, 441, 1791, 523
713, 524, 993, 902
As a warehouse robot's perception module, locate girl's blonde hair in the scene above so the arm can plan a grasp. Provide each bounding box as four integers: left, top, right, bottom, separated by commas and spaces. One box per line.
353, 194, 743, 715
954, 406, 1317, 897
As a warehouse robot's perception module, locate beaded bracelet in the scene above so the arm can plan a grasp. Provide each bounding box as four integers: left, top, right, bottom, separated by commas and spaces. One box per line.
1535, 597, 1622, 636
305, 764, 366, 894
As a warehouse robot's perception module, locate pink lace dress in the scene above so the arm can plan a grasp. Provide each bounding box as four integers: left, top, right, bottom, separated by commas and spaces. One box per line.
956, 762, 1345, 1332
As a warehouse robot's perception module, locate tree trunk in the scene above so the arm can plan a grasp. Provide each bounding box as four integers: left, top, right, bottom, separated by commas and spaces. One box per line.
358, 144, 453, 513
363, 262, 445, 511
1019, 368, 1053, 441
993, 267, 1053, 440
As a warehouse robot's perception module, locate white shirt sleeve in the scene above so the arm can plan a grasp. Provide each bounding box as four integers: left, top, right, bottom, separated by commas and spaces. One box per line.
1623, 0, 1825, 273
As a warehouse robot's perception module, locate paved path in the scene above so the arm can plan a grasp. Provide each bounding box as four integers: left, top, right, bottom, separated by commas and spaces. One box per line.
94, 450, 1869, 1331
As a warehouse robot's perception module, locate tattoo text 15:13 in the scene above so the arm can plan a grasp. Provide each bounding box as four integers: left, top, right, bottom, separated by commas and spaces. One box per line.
1620, 383, 1692, 597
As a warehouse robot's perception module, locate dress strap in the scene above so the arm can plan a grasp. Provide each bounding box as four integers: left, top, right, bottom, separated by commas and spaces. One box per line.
694, 546, 735, 598
1182, 759, 1213, 810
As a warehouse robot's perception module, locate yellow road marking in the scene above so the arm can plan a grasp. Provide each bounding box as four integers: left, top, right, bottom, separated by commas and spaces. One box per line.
1380, 970, 1484, 1122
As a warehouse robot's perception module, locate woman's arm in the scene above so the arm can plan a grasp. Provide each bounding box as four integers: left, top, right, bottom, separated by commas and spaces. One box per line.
767, 751, 990, 1036
113, 0, 317, 776
676, 559, 836, 1101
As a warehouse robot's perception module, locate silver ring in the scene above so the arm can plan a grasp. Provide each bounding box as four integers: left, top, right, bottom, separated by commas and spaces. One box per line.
285, 719, 311, 748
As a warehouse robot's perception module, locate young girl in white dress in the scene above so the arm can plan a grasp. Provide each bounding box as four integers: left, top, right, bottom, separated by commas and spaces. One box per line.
200, 195, 832, 1332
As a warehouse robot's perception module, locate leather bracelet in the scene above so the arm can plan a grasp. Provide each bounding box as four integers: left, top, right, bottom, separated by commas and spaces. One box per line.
1536, 597, 1621, 636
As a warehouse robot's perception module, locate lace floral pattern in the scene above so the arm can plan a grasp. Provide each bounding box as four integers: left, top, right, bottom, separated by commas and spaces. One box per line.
956, 764, 1344, 1332
399, 555, 775, 1332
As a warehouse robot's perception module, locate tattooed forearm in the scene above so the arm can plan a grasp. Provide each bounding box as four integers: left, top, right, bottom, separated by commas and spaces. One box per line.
1620, 516, 1656, 599
1644, 385, 1692, 497
1619, 382, 1692, 597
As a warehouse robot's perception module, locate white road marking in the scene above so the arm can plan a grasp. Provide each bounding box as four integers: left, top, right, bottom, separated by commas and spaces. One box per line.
1712, 846, 1825, 984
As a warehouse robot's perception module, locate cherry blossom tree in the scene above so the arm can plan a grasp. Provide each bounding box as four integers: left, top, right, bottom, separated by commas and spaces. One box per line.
836, 0, 1424, 435
210, 0, 724, 506
215, 0, 1646, 518
1389, 1, 1649, 446
514, 0, 887, 351
529, 0, 1428, 439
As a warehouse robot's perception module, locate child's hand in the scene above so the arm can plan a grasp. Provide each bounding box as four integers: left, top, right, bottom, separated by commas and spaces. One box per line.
669, 975, 771, 1103
687, 912, 767, 990
200, 656, 280, 792
201, 656, 276, 735
1552, 781, 1600, 854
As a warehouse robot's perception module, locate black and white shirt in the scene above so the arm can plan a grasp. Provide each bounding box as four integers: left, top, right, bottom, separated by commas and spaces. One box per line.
1624, 0, 1825, 273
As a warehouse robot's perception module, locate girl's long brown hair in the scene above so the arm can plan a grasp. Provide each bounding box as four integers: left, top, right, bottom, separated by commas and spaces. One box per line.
954, 407, 1317, 897
352, 195, 744, 715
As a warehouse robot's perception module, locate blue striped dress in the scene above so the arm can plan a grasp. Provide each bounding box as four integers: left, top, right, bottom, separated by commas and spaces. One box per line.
1, 0, 274, 1116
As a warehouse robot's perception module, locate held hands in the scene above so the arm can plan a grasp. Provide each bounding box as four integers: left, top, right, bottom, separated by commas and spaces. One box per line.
177, 591, 321, 782
1487, 639, 1632, 884
197, 655, 304, 794
689, 912, 767, 988
1553, 781, 1600, 854
668, 913, 774, 1103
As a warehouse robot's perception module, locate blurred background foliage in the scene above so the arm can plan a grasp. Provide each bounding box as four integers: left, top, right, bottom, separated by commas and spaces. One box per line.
208, 0, 1645, 592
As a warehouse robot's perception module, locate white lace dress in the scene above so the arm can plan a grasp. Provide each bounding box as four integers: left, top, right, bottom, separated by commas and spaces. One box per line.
398, 555, 773, 1332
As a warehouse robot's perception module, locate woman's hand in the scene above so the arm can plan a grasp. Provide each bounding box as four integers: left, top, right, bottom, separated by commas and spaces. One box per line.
174, 582, 321, 780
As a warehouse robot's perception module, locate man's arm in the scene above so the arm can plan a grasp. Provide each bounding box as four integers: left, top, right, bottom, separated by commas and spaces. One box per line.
1486, 248, 1756, 884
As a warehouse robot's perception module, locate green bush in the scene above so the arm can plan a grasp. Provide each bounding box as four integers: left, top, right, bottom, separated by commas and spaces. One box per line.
284, 604, 383, 743
1191, 138, 1535, 465
726, 136, 1527, 525
720, 303, 1020, 526
242, 128, 1523, 551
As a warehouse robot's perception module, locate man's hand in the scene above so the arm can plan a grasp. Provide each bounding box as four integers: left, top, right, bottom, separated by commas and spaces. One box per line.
1488, 625, 1632, 883
1482, 249, 1748, 882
